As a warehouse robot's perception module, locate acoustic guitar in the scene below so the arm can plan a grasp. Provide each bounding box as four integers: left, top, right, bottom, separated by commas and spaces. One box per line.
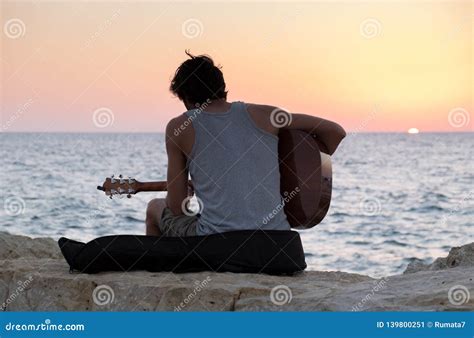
98, 130, 332, 229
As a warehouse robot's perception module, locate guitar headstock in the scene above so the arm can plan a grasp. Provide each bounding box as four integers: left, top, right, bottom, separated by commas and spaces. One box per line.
97, 174, 139, 199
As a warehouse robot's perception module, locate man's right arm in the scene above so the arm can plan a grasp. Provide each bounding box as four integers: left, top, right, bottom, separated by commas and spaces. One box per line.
282, 112, 346, 155
246, 103, 346, 155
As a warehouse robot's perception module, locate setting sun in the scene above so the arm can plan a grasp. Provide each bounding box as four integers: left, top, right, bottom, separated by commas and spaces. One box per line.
408, 128, 420, 134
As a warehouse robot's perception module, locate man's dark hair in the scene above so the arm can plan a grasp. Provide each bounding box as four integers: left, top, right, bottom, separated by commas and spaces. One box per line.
170, 51, 227, 105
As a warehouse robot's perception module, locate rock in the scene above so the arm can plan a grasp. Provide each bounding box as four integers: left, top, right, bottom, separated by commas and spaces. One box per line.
404, 243, 474, 273
0, 232, 473, 311
0, 232, 61, 260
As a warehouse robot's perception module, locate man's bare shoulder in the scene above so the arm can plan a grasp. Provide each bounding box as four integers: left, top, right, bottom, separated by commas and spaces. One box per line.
245, 102, 282, 115
165, 114, 193, 138
244, 102, 283, 135
165, 114, 194, 155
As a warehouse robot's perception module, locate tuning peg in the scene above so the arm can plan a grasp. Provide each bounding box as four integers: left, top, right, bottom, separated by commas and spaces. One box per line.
127, 194, 131, 198
119, 174, 123, 178
109, 195, 113, 199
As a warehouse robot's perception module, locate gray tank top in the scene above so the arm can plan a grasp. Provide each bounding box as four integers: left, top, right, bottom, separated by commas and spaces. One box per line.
185, 101, 291, 235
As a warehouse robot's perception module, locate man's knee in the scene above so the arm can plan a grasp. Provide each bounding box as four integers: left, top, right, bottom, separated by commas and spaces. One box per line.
146, 198, 166, 218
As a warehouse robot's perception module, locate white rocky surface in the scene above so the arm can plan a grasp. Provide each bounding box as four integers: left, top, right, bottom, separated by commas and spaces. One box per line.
0, 232, 472, 311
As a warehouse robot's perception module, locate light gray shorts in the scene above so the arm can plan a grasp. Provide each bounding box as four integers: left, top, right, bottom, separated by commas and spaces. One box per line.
158, 207, 199, 237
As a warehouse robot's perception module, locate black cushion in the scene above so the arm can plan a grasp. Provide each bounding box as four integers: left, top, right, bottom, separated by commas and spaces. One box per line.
58, 230, 306, 275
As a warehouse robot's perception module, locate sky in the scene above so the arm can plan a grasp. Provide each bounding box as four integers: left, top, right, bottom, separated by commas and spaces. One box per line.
1, 0, 472, 133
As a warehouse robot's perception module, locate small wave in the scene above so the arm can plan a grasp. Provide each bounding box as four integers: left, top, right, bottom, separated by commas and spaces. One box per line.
408, 205, 444, 213
123, 215, 143, 223
331, 212, 351, 217
347, 240, 370, 245
382, 239, 408, 247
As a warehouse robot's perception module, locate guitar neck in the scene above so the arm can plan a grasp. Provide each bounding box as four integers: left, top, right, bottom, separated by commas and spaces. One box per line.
137, 180, 192, 193
137, 181, 168, 192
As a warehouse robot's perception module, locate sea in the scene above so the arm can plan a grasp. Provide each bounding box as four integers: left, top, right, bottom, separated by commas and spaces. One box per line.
1, 132, 472, 277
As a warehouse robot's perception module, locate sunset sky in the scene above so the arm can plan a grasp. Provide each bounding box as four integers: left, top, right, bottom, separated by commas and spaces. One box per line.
1, 0, 472, 132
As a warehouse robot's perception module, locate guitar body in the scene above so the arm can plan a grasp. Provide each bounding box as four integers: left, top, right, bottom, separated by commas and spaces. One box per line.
278, 130, 332, 229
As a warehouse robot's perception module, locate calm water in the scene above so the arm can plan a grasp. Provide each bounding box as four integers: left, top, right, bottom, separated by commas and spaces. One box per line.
1, 132, 472, 277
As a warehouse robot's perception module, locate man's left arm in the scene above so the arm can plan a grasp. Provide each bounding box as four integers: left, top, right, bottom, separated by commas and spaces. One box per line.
165, 119, 189, 215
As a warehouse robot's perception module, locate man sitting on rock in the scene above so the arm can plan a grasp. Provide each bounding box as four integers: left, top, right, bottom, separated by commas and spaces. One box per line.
145, 51, 346, 237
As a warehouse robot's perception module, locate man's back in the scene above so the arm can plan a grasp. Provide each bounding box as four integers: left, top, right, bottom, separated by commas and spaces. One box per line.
182, 101, 290, 235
